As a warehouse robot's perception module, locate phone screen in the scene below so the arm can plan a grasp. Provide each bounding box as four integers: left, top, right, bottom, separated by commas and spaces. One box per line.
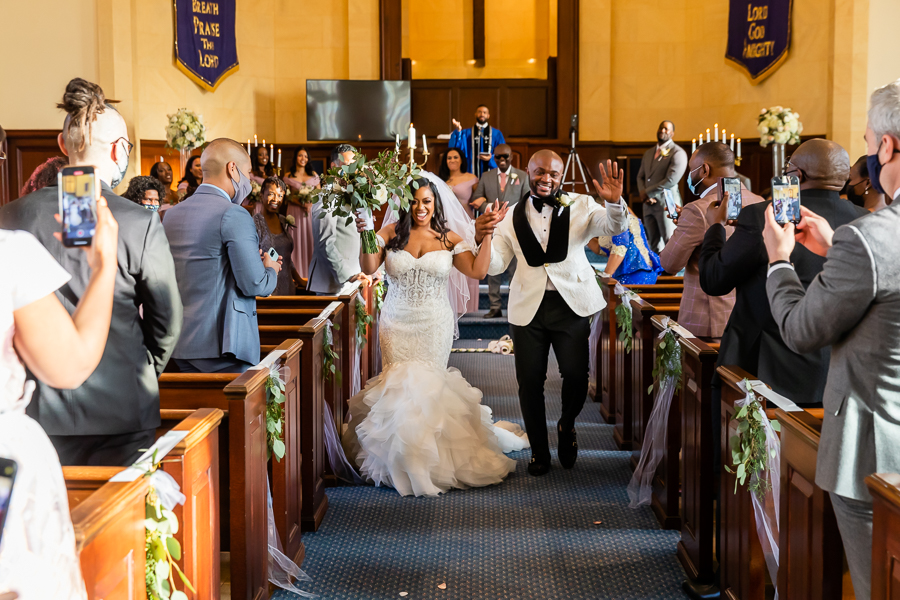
722, 177, 742, 220
772, 176, 801, 225
58, 166, 98, 247
0, 458, 17, 546
662, 189, 679, 218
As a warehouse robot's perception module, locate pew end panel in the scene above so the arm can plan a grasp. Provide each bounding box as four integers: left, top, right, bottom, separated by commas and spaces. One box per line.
673, 329, 719, 585
868, 472, 900, 600
777, 408, 848, 600
599, 278, 618, 424
67, 475, 150, 600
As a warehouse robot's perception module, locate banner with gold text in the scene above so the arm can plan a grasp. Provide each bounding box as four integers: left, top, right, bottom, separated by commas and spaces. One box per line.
725, 1, 792, 84
174, 0, 239, 92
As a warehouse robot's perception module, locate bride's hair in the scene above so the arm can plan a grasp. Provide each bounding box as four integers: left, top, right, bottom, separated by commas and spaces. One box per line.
386, 178, 452, 252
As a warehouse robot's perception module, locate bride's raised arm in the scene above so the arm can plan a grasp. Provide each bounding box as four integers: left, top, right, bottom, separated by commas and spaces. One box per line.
356, 215, 392, 274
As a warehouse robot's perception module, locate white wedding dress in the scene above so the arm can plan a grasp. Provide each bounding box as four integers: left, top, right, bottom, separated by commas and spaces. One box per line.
341, 237, 528, 497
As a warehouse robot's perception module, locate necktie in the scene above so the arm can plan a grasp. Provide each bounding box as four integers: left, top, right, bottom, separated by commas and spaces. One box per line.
654, 146, 661, 160
500, 172, 508, 192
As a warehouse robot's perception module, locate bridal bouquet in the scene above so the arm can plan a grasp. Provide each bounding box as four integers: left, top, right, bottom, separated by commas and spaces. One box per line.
165, 108, 207, 151
288, 185, 315, 207
312, 149, 423, 254
757, 106, 802, 147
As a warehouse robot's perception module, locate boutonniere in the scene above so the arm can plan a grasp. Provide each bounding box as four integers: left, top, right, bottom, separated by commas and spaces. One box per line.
285, 215, 296, 226
558, 192, 574, 208
659, 146, 672, 159
509, 172, 519, 183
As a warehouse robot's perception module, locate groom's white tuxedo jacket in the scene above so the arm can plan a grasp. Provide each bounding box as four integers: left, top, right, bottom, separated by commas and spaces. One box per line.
487, 193, 629, 327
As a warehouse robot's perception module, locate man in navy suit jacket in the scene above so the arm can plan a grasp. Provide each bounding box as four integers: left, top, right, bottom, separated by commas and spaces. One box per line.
164, 138, 281, 373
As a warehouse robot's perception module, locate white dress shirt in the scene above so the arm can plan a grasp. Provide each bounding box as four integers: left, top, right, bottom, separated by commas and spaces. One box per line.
699, 183, 717, 199
525, 198, 559, 290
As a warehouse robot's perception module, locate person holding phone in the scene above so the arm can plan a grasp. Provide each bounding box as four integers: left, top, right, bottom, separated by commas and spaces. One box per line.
0, 120, 121, 599
253, 176, 303, 295
659, 142, 763, 340
0, 78, 183, 468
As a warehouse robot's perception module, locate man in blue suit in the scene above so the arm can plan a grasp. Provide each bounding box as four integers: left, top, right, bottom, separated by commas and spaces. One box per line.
163, 138, 281, 373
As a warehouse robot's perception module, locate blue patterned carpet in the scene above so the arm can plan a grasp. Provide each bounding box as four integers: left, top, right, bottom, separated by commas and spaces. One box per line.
274, 340, 689, 600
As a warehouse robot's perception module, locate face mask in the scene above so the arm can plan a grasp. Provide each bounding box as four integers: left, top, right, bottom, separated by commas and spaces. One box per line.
142, 203, 160, 212
687, 164, 705, 195
844, 181, 869, 207
229, 165, 252, 204
868, 140, 890, 196
110, 141, 130, 188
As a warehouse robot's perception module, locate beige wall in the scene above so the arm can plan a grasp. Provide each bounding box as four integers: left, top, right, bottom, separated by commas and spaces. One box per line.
402, 0, 556, 79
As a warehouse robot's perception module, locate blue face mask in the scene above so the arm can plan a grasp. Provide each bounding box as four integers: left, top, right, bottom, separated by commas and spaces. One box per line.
142, 203, 160, 212
687, 164, 706, 195
867, 139, 900, 196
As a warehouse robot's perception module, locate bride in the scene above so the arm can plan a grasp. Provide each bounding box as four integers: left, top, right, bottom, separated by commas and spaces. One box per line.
341, 173, 529, 497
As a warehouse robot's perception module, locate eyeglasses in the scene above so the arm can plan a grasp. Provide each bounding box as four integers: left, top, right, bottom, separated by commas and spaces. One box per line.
112, 137, 134, 156
495, 154, 511, 160
783, 161, 805, 178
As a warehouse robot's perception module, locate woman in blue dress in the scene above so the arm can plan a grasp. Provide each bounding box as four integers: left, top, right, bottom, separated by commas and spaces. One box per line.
588, 207, 664, 284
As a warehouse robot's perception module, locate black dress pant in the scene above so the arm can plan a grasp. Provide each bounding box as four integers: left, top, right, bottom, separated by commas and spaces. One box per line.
642, 201, 667, 252
510, 291, 591, 463
49, 428, 157, 467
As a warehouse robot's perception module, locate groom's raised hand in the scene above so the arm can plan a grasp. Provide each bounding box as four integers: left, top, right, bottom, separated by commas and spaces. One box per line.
593, 159, 625, 204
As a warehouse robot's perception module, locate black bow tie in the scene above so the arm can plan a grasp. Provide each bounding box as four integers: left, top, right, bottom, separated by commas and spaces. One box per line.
532, 194, 559, 211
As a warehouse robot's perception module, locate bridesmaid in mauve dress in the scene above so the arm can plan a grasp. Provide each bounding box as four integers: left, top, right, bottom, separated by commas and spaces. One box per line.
282, 147, 319, 279
440, 148, 480, 314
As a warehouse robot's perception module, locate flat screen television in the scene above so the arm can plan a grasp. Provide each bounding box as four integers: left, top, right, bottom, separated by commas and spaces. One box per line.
306, 80, 411, 142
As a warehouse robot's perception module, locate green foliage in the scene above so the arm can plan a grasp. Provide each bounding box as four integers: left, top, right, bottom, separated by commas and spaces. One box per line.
143, 455, 195, 600
615, 302, 634, 354
374, 280, 386, 312
323, 321, 342, 386
355, 297, 373, 348
725, 380, 781, 499
265, 372, 287, 461
648, 328, 683, 395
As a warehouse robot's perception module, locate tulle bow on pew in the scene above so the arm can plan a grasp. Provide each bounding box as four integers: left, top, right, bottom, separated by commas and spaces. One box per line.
322, 319, 366, 485
627, 316, 682, 508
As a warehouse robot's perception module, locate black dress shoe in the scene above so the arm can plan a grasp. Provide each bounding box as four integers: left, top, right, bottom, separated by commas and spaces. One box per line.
558, 424, 578, 469
484, 309, 503, 319
527, 456, 551, 476
682, 580, 720, 599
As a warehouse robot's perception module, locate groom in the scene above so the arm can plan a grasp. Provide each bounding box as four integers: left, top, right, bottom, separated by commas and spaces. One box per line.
478, 150, 629, 475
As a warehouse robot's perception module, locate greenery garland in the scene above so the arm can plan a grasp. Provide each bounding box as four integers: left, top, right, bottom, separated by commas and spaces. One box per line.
143, 450, 195, 600
615, 302, 634, 353
648, 327, 682, 395
355, 297, 372, 348
323, 321, 341, 386
374, 280, 385, 312
265, 372, 286, 461
725, 380, 781, 499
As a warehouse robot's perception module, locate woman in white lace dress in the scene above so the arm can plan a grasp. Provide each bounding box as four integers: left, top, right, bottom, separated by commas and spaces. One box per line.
341, 176, 528, 497
0, 185, 119, 599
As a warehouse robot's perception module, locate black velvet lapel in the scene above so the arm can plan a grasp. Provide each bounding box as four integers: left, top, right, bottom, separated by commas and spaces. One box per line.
513, 198, 571, 268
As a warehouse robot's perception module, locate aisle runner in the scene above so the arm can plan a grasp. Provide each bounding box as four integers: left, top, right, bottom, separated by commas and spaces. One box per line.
275, 341, 689, 600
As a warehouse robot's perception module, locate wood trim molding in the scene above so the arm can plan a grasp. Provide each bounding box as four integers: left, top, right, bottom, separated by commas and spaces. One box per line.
556, 0, 579, 141
473, 0, 485, 61
379, 0, 402, 80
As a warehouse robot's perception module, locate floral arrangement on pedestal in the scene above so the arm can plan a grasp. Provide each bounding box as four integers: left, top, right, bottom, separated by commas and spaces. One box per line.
312, 149, 423, 254
757, 106, 802, 148
165, 108, 207, 151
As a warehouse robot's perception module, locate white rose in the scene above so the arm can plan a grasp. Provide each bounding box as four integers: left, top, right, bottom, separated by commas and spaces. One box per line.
773, 105, 783, 113
186, 133, 195, 142
774, 132, 790, 144
787, 121, 798, 133
373, 185, 389, 206
180, 124, 187, 131
777, 126, 784, 132
169, 115, 177, 124
760, 108, 768, 115
758, 124, 769, 135
768, 134, 776, 142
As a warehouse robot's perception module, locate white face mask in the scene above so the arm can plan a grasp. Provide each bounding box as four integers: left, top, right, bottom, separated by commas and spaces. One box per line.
110, 138, 130, 188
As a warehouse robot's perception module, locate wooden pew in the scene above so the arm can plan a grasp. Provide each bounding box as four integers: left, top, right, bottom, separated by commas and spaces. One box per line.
159, 341, 304, 600
65, 471, 150, 599
778, 407, 851, 599
869, 472, 900, 600
258, 303, 345, 431
614, 294, 679, 452
657, 274, 684, 284
259, 304, 340, 531
361, 282, 381, 378
258, 281, 365, 419
597, 277, 619, 424
65, 408, 224, 600
674, 329, 720, 586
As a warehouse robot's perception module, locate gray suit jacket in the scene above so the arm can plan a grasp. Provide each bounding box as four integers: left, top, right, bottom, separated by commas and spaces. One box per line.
767, 204, 900, 501
0, 182, 183, 435
472, 166, 531, 209
163, 184, 277, 365
636, 140, 687, 206
307, 200, 361, 294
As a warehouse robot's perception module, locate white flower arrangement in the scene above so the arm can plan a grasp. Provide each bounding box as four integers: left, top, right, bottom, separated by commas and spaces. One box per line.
558, 192, 574, 207
165, 108, 207, 151
757, 106, 802, 148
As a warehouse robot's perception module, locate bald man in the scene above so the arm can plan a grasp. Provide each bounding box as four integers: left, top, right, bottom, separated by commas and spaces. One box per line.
163, 138, 281, 374
0, 78, 183, 466
483, 150, 628, 475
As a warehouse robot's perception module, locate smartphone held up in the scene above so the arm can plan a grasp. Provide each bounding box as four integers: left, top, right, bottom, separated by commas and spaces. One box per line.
772, 175, 801, 225
718, 177, 743, 221
58, 165, 99, 247
662, 188, 679, 219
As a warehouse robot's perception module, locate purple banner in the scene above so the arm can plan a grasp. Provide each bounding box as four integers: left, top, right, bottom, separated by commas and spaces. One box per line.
725, 1, 792, 84
174, 0, 239, 92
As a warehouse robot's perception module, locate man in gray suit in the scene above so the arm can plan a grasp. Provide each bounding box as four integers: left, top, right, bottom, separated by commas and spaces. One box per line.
637, 120, 687, 251
762, 79, 900, 600
0, 78, 183, 466
164, 138, 281, 373
308, 144, 370, 294
471, 144, 530, 317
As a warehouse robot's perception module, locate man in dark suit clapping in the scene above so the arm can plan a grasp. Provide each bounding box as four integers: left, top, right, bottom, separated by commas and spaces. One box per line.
471, 144, 530, 318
